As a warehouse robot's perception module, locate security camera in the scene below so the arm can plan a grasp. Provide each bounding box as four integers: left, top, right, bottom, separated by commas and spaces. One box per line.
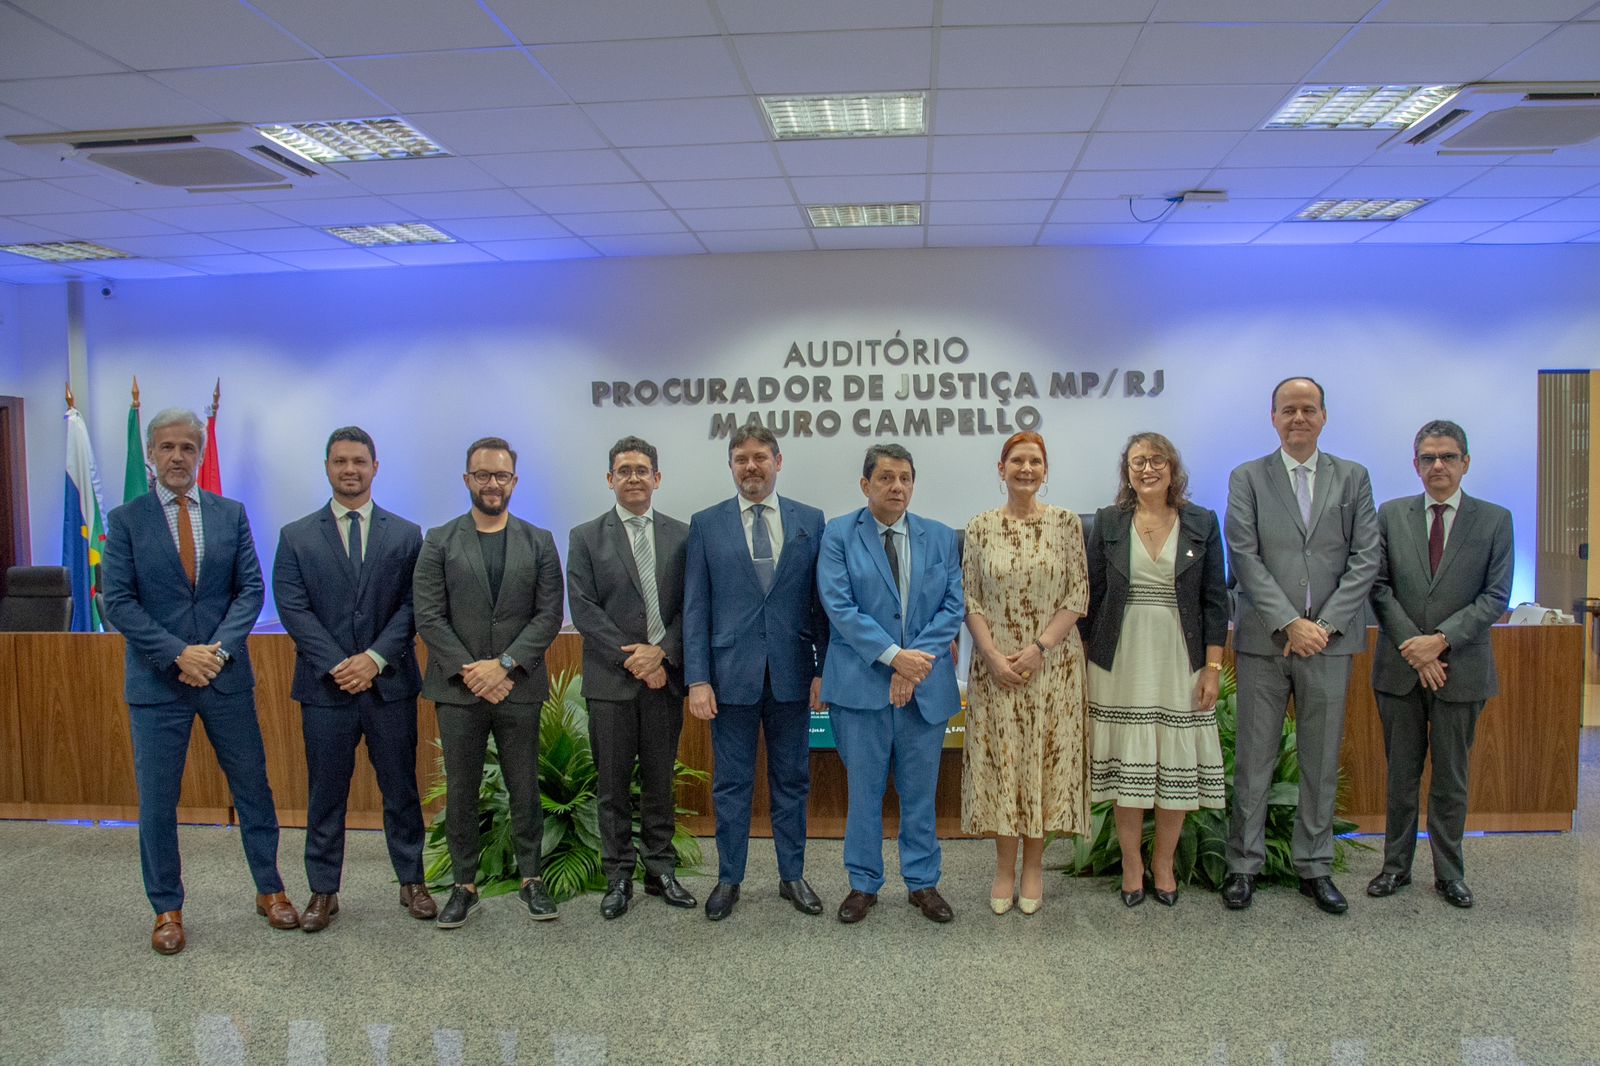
98, 284, 114, 299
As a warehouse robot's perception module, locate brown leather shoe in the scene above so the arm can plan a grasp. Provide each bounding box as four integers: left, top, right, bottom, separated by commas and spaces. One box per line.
255, 891, 300, 930
399, 883, 438, 920
300, 892, 338, 933
908, 886, 954, 923
151, 911, 185, 955
837, 889, 878, 924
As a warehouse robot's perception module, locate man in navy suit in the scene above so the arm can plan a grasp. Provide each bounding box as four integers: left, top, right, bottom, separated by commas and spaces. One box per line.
273, 426, 434, 932
818, 443, 965, 925
684, 425, 829, 921
102, 407, 298, 955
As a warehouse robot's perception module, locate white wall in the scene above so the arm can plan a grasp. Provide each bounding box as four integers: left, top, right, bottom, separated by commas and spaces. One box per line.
14, 243, 1600, 618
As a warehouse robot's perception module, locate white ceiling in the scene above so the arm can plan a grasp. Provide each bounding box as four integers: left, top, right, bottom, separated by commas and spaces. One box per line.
1, 0, 1598, 282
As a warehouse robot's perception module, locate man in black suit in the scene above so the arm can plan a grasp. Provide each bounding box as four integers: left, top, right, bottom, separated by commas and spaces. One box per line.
567, 436, 696, 919
413, 436, 565, 928
273, 426, 434, 932
1367, 419, 1513, 909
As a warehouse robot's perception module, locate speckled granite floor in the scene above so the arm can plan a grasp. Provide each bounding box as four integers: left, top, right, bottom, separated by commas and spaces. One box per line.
4, 733, 1599, 1066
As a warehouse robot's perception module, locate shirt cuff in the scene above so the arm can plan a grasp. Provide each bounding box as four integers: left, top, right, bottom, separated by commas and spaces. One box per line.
876, 644, 902, 667
365, 649, 388, 671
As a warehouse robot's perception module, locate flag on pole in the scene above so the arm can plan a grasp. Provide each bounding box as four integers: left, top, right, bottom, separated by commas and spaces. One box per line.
123, 375, 148, 504
199, 378, 221, 495
63, 389, 107, 632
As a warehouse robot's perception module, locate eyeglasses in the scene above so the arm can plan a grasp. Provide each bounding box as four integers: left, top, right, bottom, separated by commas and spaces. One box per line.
1127, 455, 1169, 471
468, 470, 515, 486
612, 465, 654, 480
1416, 453, 1463, 466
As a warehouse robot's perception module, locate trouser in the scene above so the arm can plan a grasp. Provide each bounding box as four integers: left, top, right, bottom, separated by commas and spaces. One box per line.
708, 674, 811, 883
1376, 688, 1483, 883
588, 686, 685, 880
437, 699, 542, 884
829, 702, 946, 894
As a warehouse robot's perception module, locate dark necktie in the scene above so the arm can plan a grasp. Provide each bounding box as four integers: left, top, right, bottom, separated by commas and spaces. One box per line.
750, 503, 776, 594
175, 495, 197, 586
883, 528, 901, 594
347, 510, 363, 579
1428, 503, 1446, 575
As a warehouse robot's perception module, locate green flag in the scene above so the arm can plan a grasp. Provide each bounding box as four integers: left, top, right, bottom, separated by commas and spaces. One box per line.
123, 378, 147, 503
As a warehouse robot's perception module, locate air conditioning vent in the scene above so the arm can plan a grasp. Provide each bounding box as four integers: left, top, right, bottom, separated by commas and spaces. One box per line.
68, 134, 199, 150
248, 143, 318, 178
6, 124, 345, 192
1385, 83, 1600, 157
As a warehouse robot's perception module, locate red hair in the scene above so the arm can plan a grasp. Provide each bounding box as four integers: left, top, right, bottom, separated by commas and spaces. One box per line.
1000, 431, 1048, 468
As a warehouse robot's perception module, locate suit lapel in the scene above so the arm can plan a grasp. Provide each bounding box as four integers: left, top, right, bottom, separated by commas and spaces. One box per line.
856, 509, 898, 597
606, 511, 645, 597
725, 499, 764, 596
1102, 508, 1132, 582
144, 492, 188, 585
1174, 506, 1205, 578
460, 514, 494, 603
316, 507, 357, 594
1306, 454, 1336, 537
1403, 495, 1430, 582
196, 491, 221, 589
1262, 453, 1306, 536
1432, 495, 1477, 588
500, 517, 532, 608
772, 498, 803, 584
357, 507, 389, 600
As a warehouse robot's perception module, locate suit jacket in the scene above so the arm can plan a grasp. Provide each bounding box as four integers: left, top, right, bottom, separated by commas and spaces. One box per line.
817, 508, 965, 725
1370, 492, 1513, 701
101, 490, 264, 704
1083, 502, 1229, 673
273, 501, 423, 706
682, 496, 828, 705
567, 507, 688, 701
1226, 450, 1380, 657
412, 513, 564, 707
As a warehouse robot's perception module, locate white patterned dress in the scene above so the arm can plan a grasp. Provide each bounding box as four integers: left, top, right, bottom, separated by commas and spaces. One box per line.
1087, 526, 1225, 810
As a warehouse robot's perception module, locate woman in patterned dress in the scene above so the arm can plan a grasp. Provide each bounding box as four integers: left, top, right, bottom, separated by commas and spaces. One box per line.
1083, 432, 1228, 907
961, 431, 1090, 915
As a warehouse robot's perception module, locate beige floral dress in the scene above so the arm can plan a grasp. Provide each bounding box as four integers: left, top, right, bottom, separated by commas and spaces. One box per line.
960, 505, 1090, 837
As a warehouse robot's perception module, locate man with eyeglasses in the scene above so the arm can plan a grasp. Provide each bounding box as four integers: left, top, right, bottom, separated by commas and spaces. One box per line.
1366, 420, 1512, 910
566, 436, 696, 919
413, 436, 564, 928
1222, 377, 1379, 916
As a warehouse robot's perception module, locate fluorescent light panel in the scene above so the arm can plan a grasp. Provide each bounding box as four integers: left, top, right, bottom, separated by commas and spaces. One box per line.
806, 203, 921, 228
1266, 85, 1461, 130
0, 241, 129, 262
256, 117, 448, 163
325, 223, 455, 246
1296, 198, 1428, 221
761, 93, 925, 140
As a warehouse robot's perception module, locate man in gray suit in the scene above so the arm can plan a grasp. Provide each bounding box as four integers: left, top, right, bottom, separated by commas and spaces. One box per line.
1366, 420, 1512, 909
567, 436, 696, 919
1222, 377, 1379, 914
413, 436, 565, 928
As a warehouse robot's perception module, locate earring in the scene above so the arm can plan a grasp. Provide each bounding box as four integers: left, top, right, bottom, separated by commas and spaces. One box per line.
999, 481, 1007, 493
1039, 482, 1049, 498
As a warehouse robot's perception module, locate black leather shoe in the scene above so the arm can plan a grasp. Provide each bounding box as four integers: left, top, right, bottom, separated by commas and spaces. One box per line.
778, 878, 824, 915
519, 877, 558, 921
705, 882, 739, 921
1300, 876, 1348, 915
645, 873, 696, 908
837, 889, 877, 924
1152, 886, 1179, 907
600, 878, 632, 920
435, 886, 479, 929
907, 887, 954, 923
1366, 871, 1412, 897
1120, 887, 1146, 907
1435, 878, 1474, 908
1220, 873, 1255, 910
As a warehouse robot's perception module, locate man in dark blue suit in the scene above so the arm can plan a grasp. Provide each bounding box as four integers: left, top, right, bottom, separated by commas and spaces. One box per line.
102, 407, 298, 955
273, 426, 434, 932
683, 425, 828, 921
819, 443, 965, 925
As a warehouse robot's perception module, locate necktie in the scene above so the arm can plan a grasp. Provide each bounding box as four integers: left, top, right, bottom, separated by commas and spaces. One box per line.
750, 503, 776, 594
1294, 464, 1312, 526
175, 494, 197, 586
628, 516, 666, 645
1429, 503, 1447, 576
347, 511, 363, 579
883, 528, 901, 595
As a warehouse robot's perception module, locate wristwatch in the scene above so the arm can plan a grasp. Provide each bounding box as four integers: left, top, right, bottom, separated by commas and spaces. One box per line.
498, 654, 516, 671
214, 647, 231, 664
1313, 618, 1334, 633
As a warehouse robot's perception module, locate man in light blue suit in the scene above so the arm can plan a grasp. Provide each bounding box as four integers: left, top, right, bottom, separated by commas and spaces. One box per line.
818, 443, 965, 925
684, 424, 829, 922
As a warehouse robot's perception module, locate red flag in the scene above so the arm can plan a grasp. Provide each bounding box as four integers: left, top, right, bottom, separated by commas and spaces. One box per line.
199, 379, 222, 495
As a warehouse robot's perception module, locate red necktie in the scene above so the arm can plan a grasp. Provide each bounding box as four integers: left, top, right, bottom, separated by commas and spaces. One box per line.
176, 495, 197, 586
1428, 503, 1446, 576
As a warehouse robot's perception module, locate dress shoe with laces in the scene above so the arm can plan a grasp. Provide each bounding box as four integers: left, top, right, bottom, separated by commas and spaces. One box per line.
435, 886, 479, 928
645, 873, 696, 908
300, 892, 338, 933
837, 889, 877, 924
520, 877, 558, 921
1220, 873, 1256, 910
399, 883, 437, 920
255, 891, 300, 930
1366, 871, 1412, 898
908, 887, 954, 923
1435, 878, 1474, 908
778, 878, 823, 915
600, 878, 632, 920
1300, 876, 1348, 915
705, 882, 739, 921
151, 911, 184, 955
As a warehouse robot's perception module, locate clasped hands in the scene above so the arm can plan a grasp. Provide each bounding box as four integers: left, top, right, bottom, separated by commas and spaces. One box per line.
981, 642, 1042, 691
621, 642, 668, 690
1281, 617, 1329, 658
890, 648, 938, 707
460, 659, 513, 704
329, 652, 379, 694
176, 643, 224, 687
1400, 633, 1450, 691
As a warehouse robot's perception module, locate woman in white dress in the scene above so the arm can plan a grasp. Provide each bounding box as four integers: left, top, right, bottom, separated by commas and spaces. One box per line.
1082, 433, 1228, 906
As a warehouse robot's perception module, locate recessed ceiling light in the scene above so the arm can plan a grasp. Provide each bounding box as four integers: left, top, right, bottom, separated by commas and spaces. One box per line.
257, 117, 448, 163
761, 93, 925, 140
0, 241, 130, 262
1265, 85, 1461, 130
324, 223, 456, 246
806, 203, 922, 228
1296, 199, 1428, 221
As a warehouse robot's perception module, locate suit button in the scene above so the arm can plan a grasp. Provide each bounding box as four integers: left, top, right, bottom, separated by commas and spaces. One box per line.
1299, 579, 1308, 587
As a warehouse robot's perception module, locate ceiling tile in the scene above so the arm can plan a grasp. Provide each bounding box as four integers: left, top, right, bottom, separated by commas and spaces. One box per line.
441, 216, 572, 241
0, 219, 73, 244
790, 175, 925, 202
944, 0, 1157, 22
586, 233, 705, 256
697, 229, 817, 252
334, 157, 499, 195
582, 97, 767, 147
497, 0, 719, 44
370, 243, 498, 266
0, 179, 119, 214
105, 233, 242, 257
1222, 130, 1390, 167
383, 189, 538, 219
1162, 198, 1304, 222
1315, 165, 1488, 198
721, 0, 932, 32
478, 238, 599, 261
554, 210, 684, 236
652, 178, 795, 209
732, 30, 932, 95
168, 253, 300, 275
1208, 167, 1350, 197
1357, 221, 1499, 243
263, 196, 418, 226
476, 149, 638, 186
1037, 223, 1154, 245
1151, 0, 1379, 18
776, 138, 927, 176
1309, 24, 1555, 83
811, 228, 925, 249
338, 51, 565, 112
1061, 169, 1209, 198
1144, 221, 1272, 243
11, 0, 310, 68
520, 184, 665, 213
1372, 0, 1593, 18
1049, 199, 1161, 223
0, 74, 223, 131
1467, 221, 1600, 243
11, 211, 179, 239
932, 134, 1083, 172
937, 26, 1141, 88
927, 224, 1038, 246
1520, 198, 1600, 222
1078, 132, 1240, 170
0, 7, 125, 79
222, 181, 371, 203
1491, 23, 1600, 81
78, 258, 206, 279
1454, 166, 1600, 197
1123, 25, 1347, 84
207, 227, 347, 252
933, 88, 1108, 136
532, 39, 745, 103
42, 175, 203, 209
149, 62, 386, 125
249, 0, 510, 56
676, 205, 806, 230
0, 261, 76, 282
1251, 223, 1376, 244
410, 106, 608, 154
931, 172, 1066, 199
1097, 85, 1293, 133
927, 201, 1052, 224
138, 204, 300, 232
622, 144, 780, 181
267, 248, 394, 269
1406, 198, 1555, 222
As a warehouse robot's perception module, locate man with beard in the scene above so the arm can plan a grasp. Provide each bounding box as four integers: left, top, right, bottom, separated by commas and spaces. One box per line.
413, 436, 564, 928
